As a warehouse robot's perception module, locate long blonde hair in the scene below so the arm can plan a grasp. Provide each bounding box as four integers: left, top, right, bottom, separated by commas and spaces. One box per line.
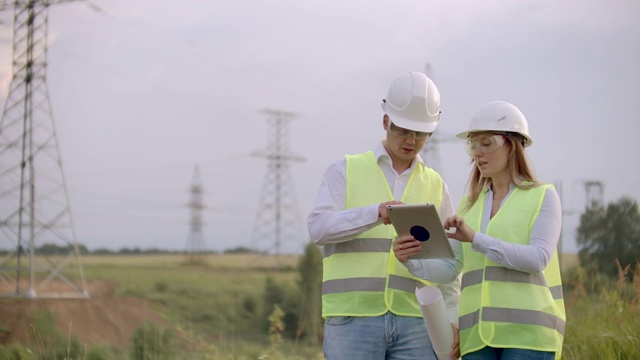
461, 133, 541, 211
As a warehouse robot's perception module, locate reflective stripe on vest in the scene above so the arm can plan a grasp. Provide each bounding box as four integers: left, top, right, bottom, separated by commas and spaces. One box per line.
461, 267, 564, 301
459, 267, 565, 335
321, 151, 443, 317
457, 184, 565, 358
322, 274, 420, 295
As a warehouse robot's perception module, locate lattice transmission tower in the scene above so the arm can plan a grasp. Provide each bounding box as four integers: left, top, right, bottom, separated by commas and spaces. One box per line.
583, 180, 604, 209
420, 131, 457, 175
0, 0, 87, 298
554, 179, 605, 268
419, 62, 457, 175
251, 109, 305, 260
186, 165, 206, 262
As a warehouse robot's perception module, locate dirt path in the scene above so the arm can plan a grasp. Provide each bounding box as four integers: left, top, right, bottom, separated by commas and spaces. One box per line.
0, 280, 166, 348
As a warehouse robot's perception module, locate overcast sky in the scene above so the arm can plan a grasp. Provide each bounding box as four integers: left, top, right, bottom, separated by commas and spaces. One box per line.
0, 0, 638, 254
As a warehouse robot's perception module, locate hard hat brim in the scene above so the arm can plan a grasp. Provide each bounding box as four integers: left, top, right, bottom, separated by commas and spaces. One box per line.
455, 130, 533, 147
385, 111, 441, 133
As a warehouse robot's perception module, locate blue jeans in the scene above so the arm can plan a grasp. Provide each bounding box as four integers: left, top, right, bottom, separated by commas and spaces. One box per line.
323, 312, 437, 360
462, 346, 555, 360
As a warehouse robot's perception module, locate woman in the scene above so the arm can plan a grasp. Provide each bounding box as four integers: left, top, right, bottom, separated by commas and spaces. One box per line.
394, 101, 565, 360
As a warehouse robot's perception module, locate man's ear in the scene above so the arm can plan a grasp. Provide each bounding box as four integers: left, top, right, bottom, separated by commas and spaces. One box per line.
383, 114, 389, 130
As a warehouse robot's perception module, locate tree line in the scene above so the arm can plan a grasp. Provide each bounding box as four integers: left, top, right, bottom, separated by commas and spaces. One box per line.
0, 245, 264, 256
576, 196, 640, 280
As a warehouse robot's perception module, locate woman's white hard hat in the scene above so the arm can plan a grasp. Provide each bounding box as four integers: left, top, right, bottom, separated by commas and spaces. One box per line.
456, 101, 533, 147
380, 71, 442, 133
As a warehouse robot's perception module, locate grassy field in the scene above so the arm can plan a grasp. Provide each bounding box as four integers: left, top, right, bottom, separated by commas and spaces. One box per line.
79, 253, 300, 268
81, 253, 318, 359
2, 252, 638, 359
0, 252, 320, 359
82, 252, 640, 359
82, 253, 301, 296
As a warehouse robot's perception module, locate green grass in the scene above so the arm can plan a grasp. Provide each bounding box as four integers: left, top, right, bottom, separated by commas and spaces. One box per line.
80, 253, 300, 269
563, 291, 640, 359
82, 254, 300, 320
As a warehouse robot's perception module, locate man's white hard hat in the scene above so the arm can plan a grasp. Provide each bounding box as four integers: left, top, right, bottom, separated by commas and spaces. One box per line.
456, 101, 533, 147
381, 71, 441, 133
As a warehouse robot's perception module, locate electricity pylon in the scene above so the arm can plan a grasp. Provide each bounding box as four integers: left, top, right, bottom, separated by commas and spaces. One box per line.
251, 109, 304, 265
186, 165, 206, 263
420, 62, 457, 175
420, 131, 457, 174
583, 180, 604, 208
554, 179, 605, 269
0, 0, 88, 298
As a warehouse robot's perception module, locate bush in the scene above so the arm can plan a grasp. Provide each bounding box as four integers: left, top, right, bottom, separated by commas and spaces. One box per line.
154, 281, 168, 293
131, 321, 174, 360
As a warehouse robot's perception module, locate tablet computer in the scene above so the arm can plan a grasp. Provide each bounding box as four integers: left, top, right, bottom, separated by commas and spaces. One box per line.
386, 203, 454, 259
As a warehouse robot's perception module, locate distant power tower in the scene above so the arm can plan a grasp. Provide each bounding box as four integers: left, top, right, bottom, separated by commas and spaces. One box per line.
584, 180, 604, 208
554, 179, 605, 267
420, 131, 457, 174
251, 109, 305, 261
420, 62, 457, 174
0, 0, 87, 298
186, 165, 206, 262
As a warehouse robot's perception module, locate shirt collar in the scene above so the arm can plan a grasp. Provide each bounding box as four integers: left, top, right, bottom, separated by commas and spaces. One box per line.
484, 181, 517, 193
373, 141, 424, 169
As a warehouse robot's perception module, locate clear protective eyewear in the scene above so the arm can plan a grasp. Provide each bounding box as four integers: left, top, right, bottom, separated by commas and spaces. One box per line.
465, 134, 506, 156
388, 122, 431, 140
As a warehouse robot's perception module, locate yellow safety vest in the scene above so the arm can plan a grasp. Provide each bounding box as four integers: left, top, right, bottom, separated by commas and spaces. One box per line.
457, 184, 565, 359
321, 151, 443, 317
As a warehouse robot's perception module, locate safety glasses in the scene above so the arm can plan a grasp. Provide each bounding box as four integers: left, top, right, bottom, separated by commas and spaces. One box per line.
388, 122, 431, 140
465, 134, 506, 156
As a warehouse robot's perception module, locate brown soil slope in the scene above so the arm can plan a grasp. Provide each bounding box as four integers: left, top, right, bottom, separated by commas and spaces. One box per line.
0, 281, 166, 348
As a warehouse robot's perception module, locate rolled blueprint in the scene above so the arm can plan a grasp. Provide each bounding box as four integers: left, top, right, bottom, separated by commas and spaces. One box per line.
416, 286, 454, 360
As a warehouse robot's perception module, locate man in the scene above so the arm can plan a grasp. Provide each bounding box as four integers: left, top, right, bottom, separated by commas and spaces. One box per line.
308, 71, 461, 360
